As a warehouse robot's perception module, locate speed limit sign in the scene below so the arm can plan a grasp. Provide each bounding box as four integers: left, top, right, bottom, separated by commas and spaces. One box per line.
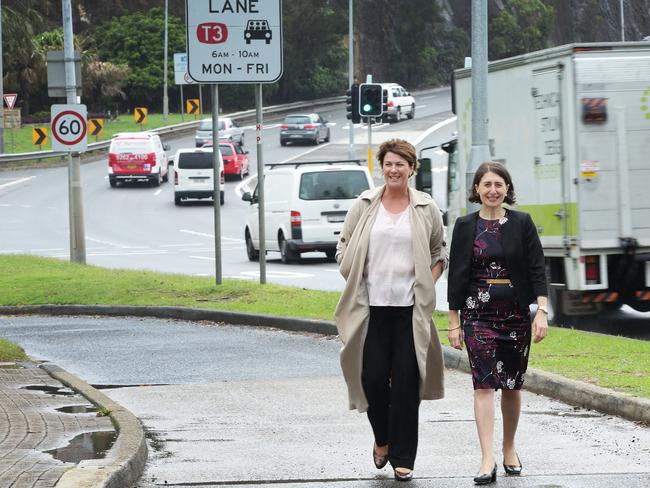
51, 104, 88, 152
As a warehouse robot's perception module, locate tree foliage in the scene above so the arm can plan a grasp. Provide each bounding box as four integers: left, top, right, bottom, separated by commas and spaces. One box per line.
489, 0, 555, 60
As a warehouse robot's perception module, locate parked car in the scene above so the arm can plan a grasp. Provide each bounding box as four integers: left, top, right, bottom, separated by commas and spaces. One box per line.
279, 113, 330, 146
173, 148, 224, 206
241, 161, 373, 263
194, 117, 245, 147
380, 83, 415, 122
108, 132, 170, 187
201, 141, 250, 180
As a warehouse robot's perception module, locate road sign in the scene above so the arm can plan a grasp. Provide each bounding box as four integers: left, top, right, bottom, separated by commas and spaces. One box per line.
89, 118, 105, 136
32, 127, 48, 146
3, 109, 21, 129
174, 52, 195, 85
50, 104, 87, 152
186, 99, 200, 114
186, 0, 283, 83
134, 107, 148, 125
3, 94, 17, 110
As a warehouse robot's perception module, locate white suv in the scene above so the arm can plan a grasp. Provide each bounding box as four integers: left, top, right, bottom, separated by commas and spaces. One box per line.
173, 148, 225, 206
108, 132, 169, 187
381, 83, 415, 122
241, 161, 374, 263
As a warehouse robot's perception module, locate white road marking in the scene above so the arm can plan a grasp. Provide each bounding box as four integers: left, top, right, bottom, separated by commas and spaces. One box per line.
179, 229, 244, 242
154, 189, 162, 196
416, 104, 427, 109
189, 255, 214, 261
159, 243, 206, 248
0, 204, 12, 207
19, 205, 33, 208
275, 143, 332, 165
414, 116, 457, 146
86, 236, 148, 249
0, 176, 35, 190
240, 270, 314, 279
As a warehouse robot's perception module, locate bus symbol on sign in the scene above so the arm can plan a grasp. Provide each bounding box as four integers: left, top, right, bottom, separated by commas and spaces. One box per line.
197, 22, 228, 44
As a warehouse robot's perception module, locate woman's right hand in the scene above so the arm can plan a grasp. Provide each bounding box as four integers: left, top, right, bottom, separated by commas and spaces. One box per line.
447, 311, 464, 350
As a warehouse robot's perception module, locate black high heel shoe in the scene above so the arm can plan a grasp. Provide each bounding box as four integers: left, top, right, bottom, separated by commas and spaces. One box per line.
473, 464, 497, 485
503, 454, 522, 475
372, 444, 388, 469
394, 468, 413, 482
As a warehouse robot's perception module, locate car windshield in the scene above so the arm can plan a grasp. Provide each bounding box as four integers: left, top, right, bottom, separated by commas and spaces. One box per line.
177, 152, 214, 169
219, 145, 233, 156
299, 170, 369, 200
284, 116, 311, 125
199, 120, 225, 131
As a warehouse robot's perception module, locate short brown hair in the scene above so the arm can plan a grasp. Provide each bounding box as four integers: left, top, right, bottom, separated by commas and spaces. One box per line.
469, 161, 517, 204
377, 139, 420, 174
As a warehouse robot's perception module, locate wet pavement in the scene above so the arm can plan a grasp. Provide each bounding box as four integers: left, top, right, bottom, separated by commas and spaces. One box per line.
0, 367, 114, 488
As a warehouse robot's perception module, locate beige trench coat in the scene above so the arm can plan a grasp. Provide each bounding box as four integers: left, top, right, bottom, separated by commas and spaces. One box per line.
334, 185, 447, 412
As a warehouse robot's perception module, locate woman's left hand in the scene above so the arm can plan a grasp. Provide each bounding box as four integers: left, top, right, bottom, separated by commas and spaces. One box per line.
532, 311, 548, 343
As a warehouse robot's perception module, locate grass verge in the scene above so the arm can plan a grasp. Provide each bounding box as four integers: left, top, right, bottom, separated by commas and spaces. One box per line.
0, 337, 28, 362
1, 255, 648, 399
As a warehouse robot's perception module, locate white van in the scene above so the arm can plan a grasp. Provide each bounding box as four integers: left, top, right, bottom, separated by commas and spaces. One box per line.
173, 148, 224, 206
108, 132, 169, 187
242, 161, 374, 263
380, 83, 415, 122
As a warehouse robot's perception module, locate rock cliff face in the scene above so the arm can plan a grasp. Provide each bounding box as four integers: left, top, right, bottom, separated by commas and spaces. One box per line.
442, 0, 650, 44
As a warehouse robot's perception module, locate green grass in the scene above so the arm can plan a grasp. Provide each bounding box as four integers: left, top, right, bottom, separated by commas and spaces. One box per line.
0, 337, 28, 362
1, 254, 649, 399
4, 112, 205, 155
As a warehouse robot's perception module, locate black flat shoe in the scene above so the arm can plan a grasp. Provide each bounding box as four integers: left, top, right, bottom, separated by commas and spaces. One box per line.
503, 454, 522, 475
372, 444, 388, 469
473, 464, 497, 485
394, 468, 413, 482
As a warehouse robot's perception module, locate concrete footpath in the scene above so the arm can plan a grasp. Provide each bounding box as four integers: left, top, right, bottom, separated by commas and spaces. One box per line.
1, 305, 650, 488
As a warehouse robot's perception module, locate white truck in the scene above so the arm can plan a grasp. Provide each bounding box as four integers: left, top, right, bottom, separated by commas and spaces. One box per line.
445, 42, 650, 323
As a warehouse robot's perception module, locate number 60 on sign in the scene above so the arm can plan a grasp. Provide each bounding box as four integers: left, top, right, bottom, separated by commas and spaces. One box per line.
51, 104, 88, 152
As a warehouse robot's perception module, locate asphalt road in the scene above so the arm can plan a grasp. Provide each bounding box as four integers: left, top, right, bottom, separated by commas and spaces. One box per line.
2, 314, 649, 487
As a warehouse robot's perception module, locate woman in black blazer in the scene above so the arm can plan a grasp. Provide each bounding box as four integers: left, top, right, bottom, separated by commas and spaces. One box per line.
447, 162, 548, 485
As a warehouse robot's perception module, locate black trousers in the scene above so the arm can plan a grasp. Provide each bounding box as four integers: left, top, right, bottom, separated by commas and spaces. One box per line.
362, 305, 420, 469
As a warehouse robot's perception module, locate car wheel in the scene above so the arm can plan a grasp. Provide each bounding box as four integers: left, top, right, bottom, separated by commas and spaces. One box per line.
151, 172, 161, 187
394, 107, 402, 123
245, 230, 259, 262
220, 190, 225, 205
174, 194, 182, 206
407, 103, 415, 119
162, 169, 169, 182
109, 177, 117, 188
324, 130, 330, 143
238, 164, 245, 180
325, 250, 336, 261
279, 233, 298, 264
313, 135, 320, 145
280, 139, 287, 146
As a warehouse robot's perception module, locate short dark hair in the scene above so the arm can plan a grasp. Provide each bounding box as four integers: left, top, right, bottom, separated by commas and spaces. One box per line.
469, 161, 516, 204
377, 139, 420, 174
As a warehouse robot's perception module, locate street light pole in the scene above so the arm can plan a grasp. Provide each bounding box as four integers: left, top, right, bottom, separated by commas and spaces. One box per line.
620, 0, 625, 41
163, 0, 169, 120
0, 0, 5, 154
347, 0, 355, 160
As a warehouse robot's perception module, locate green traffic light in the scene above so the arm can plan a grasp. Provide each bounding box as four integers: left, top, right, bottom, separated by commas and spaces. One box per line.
363, 104, 372, 113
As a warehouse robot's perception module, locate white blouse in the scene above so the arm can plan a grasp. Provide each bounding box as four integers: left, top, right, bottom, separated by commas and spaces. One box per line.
364, 203, 415, 306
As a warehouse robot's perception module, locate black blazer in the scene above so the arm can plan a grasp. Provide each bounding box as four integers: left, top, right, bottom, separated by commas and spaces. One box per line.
447, 209, 547, 312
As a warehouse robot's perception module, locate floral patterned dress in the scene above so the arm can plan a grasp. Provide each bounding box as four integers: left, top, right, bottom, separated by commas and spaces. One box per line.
461, 213, 531, 390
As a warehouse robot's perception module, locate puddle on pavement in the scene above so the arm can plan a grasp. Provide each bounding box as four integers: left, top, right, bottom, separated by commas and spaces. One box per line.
44, 430, 117, 463
56, 405, 98, 414
21, 385, 76, 396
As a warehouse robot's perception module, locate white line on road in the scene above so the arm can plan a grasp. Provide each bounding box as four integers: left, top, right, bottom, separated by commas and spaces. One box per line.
154, 189, 162, 196
0, 176, 35, 190
180, 229, 244, 242
275, 143, 332, 165
414, 115, 457, 146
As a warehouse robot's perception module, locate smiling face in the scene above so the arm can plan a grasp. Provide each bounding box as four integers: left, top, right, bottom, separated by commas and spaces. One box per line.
475, 171, 508, 209
381, 151, 412, 191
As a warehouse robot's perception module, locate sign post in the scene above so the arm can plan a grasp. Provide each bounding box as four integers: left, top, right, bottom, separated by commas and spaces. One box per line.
186, 0, 283, 285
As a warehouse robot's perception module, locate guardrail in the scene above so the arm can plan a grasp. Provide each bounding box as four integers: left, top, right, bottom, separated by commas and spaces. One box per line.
0, 95, 346, 166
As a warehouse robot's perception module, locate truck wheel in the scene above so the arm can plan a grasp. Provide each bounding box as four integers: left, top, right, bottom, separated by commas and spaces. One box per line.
547, 285, 577, 327
279, 234, 298, 264
245, 230, 259, 261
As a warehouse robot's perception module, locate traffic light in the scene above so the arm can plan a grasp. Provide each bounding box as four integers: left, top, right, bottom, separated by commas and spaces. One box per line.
382, 88, 388, 117
359, 83, 383, 117
346, 84, 360, 124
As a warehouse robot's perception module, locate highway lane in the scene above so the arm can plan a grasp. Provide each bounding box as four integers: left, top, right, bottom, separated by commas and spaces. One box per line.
0, 88, 454, 299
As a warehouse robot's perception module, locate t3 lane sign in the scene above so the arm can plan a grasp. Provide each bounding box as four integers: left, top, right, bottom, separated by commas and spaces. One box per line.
186, 0, 283, 83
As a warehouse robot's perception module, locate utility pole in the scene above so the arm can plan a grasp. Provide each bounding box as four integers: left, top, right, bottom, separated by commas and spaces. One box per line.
63, 0, 86, 263
347, 0, 355, 160
163, 0, 169, 120
467, 0, 490, 213
0, 0, 5, 154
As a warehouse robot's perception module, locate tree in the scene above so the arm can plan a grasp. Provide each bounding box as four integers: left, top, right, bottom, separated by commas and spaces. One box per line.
94, 7, 186, 111
489, 0, 555, 60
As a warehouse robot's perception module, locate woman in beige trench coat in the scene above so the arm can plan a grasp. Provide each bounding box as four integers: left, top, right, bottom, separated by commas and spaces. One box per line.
334, 139, 447, 481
